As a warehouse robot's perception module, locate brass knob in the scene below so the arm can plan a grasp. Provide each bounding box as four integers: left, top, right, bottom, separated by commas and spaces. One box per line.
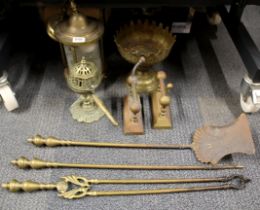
130, 101, 141, 115
157, 71, 166, 80
166, 83, 173, 90
160, 96, 170, 108
127, 75, 136, 86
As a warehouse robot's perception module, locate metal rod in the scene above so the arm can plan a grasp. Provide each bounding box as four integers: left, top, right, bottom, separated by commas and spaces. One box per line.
28, 135, 192, 149
52, 163, 243, 170
11, 157, 244, 170
89, 185, 232, 196
130, 56, 146, 101
92, 94, 119, 126
90, 177, 229, 184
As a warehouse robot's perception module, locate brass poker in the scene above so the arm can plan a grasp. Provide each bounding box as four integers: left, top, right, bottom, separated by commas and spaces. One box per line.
11, 157, 243, 170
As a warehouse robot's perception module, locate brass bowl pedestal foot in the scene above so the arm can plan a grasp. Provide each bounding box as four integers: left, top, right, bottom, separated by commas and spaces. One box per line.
135, 70, 158, 94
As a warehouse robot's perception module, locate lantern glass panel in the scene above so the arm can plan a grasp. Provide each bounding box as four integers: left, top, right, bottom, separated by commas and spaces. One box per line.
63, 42, 103, 75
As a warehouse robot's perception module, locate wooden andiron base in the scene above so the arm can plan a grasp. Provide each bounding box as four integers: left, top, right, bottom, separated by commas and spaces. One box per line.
123, 96, 144, 135
123, 70, 173, 134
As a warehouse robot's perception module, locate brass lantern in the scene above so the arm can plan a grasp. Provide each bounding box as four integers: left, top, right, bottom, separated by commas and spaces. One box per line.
47, 1, 118, 125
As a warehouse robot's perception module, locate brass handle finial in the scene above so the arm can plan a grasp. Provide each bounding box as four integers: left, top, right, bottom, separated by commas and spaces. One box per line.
2, 180, 56, 192
11, 157, 49, 169
28, 135, 63, 147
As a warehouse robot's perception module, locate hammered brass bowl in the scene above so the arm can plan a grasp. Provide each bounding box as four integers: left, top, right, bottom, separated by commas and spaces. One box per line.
115, 20, 176, 66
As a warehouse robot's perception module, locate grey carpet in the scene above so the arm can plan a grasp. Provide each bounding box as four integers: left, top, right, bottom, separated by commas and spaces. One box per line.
0, 6, 260, 210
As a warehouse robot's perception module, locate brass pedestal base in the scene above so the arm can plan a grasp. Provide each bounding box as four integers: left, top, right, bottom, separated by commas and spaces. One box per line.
123, 96, 144, 135
70, 95, 104, 123
135, 71, 158, 94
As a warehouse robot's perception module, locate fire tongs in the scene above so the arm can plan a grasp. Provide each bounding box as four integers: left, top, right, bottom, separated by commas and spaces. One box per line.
2, 175, 249, 199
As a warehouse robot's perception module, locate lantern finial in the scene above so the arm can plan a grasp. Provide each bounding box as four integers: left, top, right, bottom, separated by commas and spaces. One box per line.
70, 0, 78, 14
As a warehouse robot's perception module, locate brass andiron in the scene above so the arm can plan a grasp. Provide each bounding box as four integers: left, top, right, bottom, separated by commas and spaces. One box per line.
11, 157, 243, 170
28, 114, 255, 165
151, 71, 173, 128
2, 175, 250, 199
123, 57, 145, 134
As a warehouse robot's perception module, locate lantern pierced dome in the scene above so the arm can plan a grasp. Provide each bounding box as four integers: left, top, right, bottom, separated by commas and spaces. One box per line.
70, 57, 96, 79
67, 57, 101, 93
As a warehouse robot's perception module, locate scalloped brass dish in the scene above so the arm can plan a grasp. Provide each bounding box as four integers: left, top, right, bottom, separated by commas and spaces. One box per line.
115, 20, 176, 66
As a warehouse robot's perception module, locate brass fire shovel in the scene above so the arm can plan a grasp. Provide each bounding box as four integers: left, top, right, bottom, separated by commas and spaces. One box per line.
29, 114, 255, 165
